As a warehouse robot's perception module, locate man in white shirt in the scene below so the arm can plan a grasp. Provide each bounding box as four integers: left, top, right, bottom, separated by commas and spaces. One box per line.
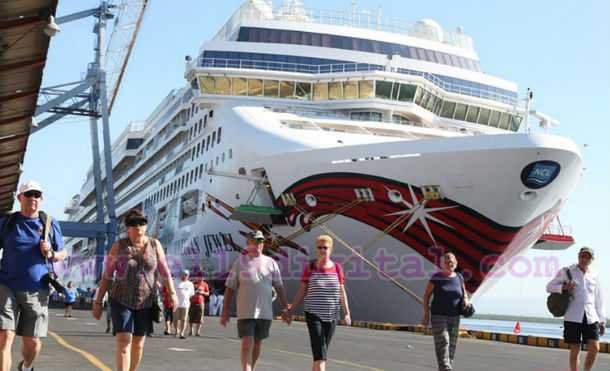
546, 247, 605, 371
221, 230, 290, 371
174, 269, 194, 339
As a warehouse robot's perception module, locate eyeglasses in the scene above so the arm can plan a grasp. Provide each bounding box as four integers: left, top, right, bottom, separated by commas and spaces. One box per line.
250, 238, 265, 244
316, 246, 330, 250
23, 191, 42, 198
126, 220, 147, 227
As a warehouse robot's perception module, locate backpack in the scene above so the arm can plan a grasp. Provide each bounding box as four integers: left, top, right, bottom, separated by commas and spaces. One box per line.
0, 211, 56, 250
547, 267, 573, 317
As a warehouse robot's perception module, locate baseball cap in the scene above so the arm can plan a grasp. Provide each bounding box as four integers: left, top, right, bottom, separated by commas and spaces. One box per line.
181, 269, 189, 275
247, 230, 264, 241
579, 247, 594, 257
19, 180, 43, 194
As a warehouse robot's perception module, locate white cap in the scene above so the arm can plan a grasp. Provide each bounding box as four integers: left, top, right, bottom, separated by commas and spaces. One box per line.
19, 180, 43, 194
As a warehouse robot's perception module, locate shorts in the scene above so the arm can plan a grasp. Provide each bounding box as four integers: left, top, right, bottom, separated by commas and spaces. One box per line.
237, 318, 272, 341
164, 307, 173, 323
188, 303, 204, 324
110, 299, 153, 336
0, 284, 49, 338
175, 307, 188, 321
64, 302, 74, 308
564, 316, 600, 344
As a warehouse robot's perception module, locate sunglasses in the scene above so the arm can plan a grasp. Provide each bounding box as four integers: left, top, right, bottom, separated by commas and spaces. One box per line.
250, 238, 265, 244
126, 220, 147, 227
316, 246, 330, 250
23, 191, 42, 198
579, 253, 593, 259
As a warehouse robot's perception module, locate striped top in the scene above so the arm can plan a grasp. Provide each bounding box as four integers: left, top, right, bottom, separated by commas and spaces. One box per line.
109, 238, 158, 310
302, 261, 346, 322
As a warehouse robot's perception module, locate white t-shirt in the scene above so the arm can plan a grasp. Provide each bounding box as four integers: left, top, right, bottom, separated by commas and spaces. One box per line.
175, 279, 195, 308
225, 254, 283, 320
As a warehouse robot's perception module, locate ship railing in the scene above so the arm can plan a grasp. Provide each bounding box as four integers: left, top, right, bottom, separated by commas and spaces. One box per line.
195, 57, 517, 105
213, 1, 474, 51
543, 223, 572, 237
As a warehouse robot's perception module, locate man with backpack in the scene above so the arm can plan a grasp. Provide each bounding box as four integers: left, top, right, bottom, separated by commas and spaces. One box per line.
546, 247, 605, 371
0, 180, 67, 371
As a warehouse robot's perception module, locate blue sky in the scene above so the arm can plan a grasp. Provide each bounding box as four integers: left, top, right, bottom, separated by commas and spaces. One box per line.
22, 0, 609, 317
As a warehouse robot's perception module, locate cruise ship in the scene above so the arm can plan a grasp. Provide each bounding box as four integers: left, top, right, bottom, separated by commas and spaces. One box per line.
58, 0, 582, 323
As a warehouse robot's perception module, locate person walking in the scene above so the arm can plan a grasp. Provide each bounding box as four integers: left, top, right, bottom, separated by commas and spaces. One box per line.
161, 283, 174, 335
62, 282, 78, 317
92, 209, 178, 371
208, 290, 218, 317
221, 230, 290, 371
546, 247, 605, 371
422, 253, 468, 371
288, 235, 351, 371
188, 274, 209, 336
0, 180, 67, 371
174, 269, 194, 339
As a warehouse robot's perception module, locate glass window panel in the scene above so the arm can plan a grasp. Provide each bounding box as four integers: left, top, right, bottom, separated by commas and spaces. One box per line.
398, 84, 416, 102
375, 81, 393, 100
359, 80, 374, 98
419, 90, 430, 108
343, 81, 358, 99
440, 101, 456, 118
478, 108, 491, 125
466, 106, 479, 123
433, 97, 443, 115
391, 83, 400, 100
426, 94, 437, 111
295, 82, 311, 100
313, 82, 328, 100
499, 113, 511, 129
233, 78, 247, 95
371, 112, 382, 121
264, 80, 279, 97
279, 81, 295, 99
216, 77, 231, 95
199, 76, 215, 94
248, 79, 263, 96
280, 30, 290, 43
510, 115, 523, 132
328, 81, 343, 100
414, 87, 424, 105
488, 110, 501, 127
454, 103, 467, 120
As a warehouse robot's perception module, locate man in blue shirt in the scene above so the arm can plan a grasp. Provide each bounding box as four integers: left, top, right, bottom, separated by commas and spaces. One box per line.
0, 180, 67, 371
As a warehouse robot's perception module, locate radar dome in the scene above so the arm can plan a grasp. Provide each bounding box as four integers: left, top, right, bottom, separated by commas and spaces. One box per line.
410, 18, 444, 43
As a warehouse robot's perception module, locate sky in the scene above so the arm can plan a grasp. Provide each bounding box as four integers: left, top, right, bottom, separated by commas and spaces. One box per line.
20, 0, 609, 317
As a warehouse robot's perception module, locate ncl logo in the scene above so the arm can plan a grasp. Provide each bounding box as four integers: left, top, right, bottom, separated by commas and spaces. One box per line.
521, 161, 561, 189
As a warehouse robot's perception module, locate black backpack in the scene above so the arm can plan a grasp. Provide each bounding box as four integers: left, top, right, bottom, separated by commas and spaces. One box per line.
0, 211, 56, 250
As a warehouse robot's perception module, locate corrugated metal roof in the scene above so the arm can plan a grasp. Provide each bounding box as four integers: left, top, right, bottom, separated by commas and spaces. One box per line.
0, 0, 58, 215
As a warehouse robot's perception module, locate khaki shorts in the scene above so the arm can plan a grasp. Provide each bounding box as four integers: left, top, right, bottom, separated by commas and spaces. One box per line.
188, 303, 204, 324
0, 284, 49, 338
174, 307, 188, 321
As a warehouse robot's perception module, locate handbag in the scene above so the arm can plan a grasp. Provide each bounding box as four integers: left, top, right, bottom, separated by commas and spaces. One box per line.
457, 273, 475, 318
547, 267, 572, 317
129, 241, 164, 323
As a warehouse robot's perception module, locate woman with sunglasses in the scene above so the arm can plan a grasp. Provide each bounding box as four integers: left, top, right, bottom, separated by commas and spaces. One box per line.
92, 209, 178, 371
288, 235, 351, 371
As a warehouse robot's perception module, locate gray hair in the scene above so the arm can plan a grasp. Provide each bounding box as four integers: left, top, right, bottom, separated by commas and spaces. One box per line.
442, 253, 457, 264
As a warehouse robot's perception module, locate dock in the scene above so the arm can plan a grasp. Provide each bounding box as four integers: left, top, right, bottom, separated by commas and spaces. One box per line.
11, 308, 609, 370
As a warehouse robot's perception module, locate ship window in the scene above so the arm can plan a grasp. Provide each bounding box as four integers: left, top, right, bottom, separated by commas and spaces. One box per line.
391, 83, 400, 100
211, 132, 216, 147
199, 164, 203, 178
510, 116, 523, 132
233, 78, 247, 95
329, 82, 342, 100
413, 87, 424, 105
426, 94, 437, 111
466, 106, 479, 123
195, 166, 198, 178
198, 119, 203, 133
264, 80, 279, 98
343, 81, 358, 99
191, 149, 195, 161
478, 108, 491, 125
205, 163, 208, 172
217, 77, 231, 95
222, 152, 225, 162
189, 127, 193, 138
488, 110, 501, 127
295, 82, 311, 100
206, 136, 210, 151
187, 108, 191, 118
279, 81, 295, 99
229, 148, 233, 159
199, 76, 215, 94
209, 110, 213, 118
313, 82, 328, 101
359, 80, 374, 98
204, 115, 208, 127
248, 79, 263, 96
499, 113, 511, 130
375, 81, 393, 100
397, 84, 416, 102
216, 156, 219, 165
217, 127, 221, 143
433, 97, 443, 115
454, 103, 468, 121
419, 90, 430, 108
440, 101, 456, 118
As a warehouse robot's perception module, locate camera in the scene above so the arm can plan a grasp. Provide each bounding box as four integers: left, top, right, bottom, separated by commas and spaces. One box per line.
41, 272, 66, 293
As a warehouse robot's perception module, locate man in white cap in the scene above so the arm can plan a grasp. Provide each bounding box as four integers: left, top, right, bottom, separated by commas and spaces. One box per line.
0, 180, 67, 371
546, 247, 605, 371
221, 230, 290, 371
173, 269, 194, 339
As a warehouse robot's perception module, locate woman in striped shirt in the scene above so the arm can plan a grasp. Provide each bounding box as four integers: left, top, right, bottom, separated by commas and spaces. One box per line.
289, 235, 351, 371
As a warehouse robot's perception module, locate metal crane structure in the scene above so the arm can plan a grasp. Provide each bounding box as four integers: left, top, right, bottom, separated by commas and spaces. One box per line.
34, 0, 148, 280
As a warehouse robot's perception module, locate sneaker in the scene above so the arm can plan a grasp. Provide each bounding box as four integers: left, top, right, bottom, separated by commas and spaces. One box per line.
164, 331, 171, 335
195, 333, 201, 337
179, 335, 186, 339
17, 360, 34, 371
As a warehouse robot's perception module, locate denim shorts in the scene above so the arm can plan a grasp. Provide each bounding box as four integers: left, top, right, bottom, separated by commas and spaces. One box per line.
110, 299, 153, 336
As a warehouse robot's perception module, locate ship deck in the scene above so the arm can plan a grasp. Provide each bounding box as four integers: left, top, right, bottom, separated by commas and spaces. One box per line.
18, 308, 609, 371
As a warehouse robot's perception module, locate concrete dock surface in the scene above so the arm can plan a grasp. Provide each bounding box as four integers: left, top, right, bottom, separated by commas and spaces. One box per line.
10, 308, 610, 371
